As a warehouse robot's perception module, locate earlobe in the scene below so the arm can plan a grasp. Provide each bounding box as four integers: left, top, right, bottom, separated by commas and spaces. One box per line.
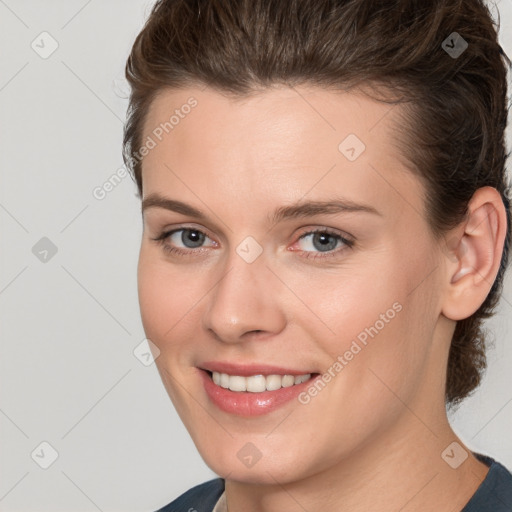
442, 187, 506, 321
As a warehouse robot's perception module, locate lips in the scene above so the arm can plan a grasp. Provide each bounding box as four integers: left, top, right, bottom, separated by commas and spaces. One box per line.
198, 361, 320, 416
200, 360, 315, 377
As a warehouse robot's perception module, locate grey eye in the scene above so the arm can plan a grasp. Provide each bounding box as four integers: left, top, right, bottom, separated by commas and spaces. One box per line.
298, 232, 342, 252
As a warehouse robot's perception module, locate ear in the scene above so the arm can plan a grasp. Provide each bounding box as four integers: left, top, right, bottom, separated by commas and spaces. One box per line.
441, 186, 508, 321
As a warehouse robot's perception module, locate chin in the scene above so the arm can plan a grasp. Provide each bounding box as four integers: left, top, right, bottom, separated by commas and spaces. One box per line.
193, 436, 313, 485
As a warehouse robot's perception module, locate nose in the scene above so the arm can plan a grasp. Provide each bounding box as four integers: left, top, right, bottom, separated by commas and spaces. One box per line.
201, 248, 287, 344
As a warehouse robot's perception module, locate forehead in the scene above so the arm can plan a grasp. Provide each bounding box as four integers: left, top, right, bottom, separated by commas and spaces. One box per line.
143, 84, 396, 148
140, 85, 425, 222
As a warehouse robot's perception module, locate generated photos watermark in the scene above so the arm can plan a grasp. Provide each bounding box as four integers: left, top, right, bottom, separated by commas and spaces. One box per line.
298, 301, 403, 404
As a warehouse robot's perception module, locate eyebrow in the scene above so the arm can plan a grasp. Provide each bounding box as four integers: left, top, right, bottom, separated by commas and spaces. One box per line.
141, 193, 382, 224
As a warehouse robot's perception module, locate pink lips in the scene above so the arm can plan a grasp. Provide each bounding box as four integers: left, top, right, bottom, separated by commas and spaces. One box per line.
201, 360, 314, 376
198, 361, 319, 416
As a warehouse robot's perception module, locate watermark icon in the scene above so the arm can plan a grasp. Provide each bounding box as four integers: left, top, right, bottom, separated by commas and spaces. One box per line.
338, 133, 366, 162
133, 338, 160, 366
237, 442, 262, 468
31, 441, 59, 469
32, 237, 58, 263
442, 32, 468, 59
236, 236, 263, 263
112, 76, 131, 100
441, 441, 468, 469
298, 301, 403, 404
92, 165, 129, 200
31, 31, 59, 59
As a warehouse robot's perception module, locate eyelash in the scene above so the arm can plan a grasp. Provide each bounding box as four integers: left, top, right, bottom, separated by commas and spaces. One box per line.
151, 227, 355, 260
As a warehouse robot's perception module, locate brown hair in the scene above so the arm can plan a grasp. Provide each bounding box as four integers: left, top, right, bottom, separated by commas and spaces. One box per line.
123, 0, 511, 407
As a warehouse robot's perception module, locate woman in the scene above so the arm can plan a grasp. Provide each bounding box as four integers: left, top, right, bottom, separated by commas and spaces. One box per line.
123, 0, 512, 510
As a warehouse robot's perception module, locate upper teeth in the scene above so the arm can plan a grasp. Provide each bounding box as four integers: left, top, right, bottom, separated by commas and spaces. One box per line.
212, 371, 311, 392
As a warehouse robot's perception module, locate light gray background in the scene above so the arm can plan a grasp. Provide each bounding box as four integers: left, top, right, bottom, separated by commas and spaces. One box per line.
0, 1, 511, 511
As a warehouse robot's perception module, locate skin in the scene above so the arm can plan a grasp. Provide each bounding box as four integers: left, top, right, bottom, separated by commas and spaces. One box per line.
137, 84, 506, 512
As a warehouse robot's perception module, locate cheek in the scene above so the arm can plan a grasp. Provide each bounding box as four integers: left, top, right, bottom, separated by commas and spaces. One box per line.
322, 264, 439, 422
137, 252, 202, 349
276, 261, 403, 352
137, 258, 167, 340
284, 255, 432, 400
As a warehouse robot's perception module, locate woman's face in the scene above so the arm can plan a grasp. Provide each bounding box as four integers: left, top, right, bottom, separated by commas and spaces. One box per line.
137, 85, 450, 484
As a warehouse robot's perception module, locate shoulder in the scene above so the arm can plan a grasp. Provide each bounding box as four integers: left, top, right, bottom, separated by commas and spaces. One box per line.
462, 453, 512, 511
155, 478, 225, 512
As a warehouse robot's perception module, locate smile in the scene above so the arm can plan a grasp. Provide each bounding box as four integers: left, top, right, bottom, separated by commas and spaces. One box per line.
199, 367, 320, 416
212, 371, 312, 392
